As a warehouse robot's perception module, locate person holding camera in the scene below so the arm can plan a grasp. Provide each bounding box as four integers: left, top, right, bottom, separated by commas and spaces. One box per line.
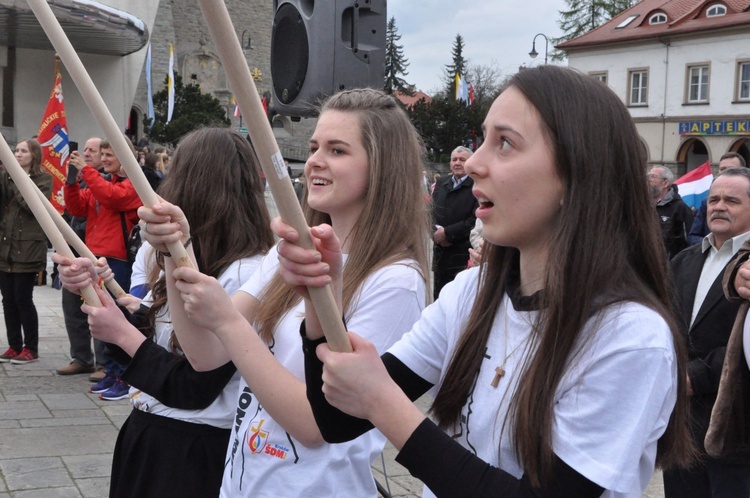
63, 137, 142, 400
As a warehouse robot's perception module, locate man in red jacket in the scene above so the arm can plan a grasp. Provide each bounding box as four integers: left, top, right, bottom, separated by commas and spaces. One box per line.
64, 139, 141, 290
63, 138, 142, 400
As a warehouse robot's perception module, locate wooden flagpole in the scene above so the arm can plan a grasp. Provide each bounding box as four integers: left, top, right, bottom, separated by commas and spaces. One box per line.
196, 1, 351, 352
31, 185, 126, 298
0, 136, 101, 306
25, 0, 194, 270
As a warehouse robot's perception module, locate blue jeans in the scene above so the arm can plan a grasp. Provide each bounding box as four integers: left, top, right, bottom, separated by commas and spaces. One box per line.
105, 258, 132, 293
101, 257, 132, 379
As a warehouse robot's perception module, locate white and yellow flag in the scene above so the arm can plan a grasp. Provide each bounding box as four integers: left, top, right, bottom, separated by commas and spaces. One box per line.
167, 43, 175, 123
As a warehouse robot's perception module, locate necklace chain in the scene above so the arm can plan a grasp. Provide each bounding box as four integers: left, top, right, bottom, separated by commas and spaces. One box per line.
491, 298, 528, 388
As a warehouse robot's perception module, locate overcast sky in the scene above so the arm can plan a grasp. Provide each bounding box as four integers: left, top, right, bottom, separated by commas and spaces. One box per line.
388, 0, 569, 94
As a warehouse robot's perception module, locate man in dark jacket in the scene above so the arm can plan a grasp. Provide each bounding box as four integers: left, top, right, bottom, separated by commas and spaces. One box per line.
665, 167, 750, 497
688, 153, 747, 246
432, 146, 478, 299
649, 165, 694, 258
56, 137, 106, 377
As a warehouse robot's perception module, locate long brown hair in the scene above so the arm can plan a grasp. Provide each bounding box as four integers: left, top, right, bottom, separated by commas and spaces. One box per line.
17, 139, 44, 176
147, 127, 274, 349
254, 88, 430, 341
430, 66, 693, 485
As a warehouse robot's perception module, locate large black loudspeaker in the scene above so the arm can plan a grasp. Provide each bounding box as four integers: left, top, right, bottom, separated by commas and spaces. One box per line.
271, 0, 386, 118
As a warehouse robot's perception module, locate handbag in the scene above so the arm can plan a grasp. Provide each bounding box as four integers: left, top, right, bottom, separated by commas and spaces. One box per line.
119, 213, 142, 265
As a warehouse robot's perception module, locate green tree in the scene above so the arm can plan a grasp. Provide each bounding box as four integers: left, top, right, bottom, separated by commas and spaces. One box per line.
407, 62, 504, 162
384, 17, 413, 95
444, 34, 468, 100
407, 96, 483, 163
146, 74, 230, 146
552, 0, 634, 61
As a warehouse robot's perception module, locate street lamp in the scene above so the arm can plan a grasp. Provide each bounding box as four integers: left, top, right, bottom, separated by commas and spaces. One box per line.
233, 30, 253, 130
241, 29, 252, 52
529, 33, 549, 65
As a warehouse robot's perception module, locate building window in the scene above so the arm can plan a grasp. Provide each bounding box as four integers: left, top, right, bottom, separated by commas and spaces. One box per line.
589, 71, 607, 84
649, 13, 667, 24
706, 4, 727, 17
687, 65, 710, 103
616, 15, 638, 28
628, 69, 648, 106
738, 61, 750, 101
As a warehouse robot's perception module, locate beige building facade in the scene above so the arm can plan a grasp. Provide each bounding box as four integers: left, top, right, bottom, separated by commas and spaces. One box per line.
559, 0, 750, 175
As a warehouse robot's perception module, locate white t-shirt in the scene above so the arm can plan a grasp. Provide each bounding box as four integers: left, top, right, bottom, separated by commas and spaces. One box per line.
128, 240, 154, 293
129, 256, 262, 428
220, 249, 426, 498
389, 267, 677, 498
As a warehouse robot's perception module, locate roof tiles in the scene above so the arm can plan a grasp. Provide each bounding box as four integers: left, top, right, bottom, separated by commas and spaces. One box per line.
558, 0, 750, 50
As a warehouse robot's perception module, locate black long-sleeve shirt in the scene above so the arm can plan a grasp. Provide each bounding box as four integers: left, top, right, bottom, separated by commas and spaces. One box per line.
301, 330, 603, 498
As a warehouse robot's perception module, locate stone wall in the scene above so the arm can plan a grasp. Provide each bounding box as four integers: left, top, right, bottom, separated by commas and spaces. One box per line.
133, 0, 291, 145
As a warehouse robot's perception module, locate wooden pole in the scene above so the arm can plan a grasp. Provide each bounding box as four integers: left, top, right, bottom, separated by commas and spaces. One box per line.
197, 1, 351, 352
32, 185, 126, 298
0, 137, 101, 306
25, 0, 194, 270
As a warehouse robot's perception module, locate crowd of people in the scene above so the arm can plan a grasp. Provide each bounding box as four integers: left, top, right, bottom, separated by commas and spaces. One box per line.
2, 65, 750, 497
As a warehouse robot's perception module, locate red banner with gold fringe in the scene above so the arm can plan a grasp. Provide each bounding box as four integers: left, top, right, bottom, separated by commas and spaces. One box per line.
37, 57, 70, 213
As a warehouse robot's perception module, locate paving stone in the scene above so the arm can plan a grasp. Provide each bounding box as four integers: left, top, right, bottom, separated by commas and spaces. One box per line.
21, 417, 111, 429
50, 409, 107, 420
62, 454, 112, 479
0, 400, 50, 421
372, 468, 414, 497
13, 486, 81, 497
375, 476, 420, 497
97, 405, 131, 429
0, 425, 117, 459
4, 395, 39, 402
389, 474, 423, 497
0, 457, 72, 491
40, 394, 98, 411
0, 374, 91, 395
3, 369, 54, 379
644, 471, 665, 498
77, 477, 110, 498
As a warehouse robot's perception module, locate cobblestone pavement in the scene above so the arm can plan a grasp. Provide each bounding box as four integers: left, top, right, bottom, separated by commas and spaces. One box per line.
0, 275, 128, 498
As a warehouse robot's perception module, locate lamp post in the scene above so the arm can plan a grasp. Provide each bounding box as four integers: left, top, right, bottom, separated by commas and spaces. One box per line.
529, 33, 549, 65
235, 30, 253, 130
241, 29, 252, 52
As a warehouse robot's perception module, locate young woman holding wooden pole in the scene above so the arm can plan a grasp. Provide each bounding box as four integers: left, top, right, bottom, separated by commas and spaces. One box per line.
54, 127, 274, 497
278, 66, 695, 498
138, 89, 430, 497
